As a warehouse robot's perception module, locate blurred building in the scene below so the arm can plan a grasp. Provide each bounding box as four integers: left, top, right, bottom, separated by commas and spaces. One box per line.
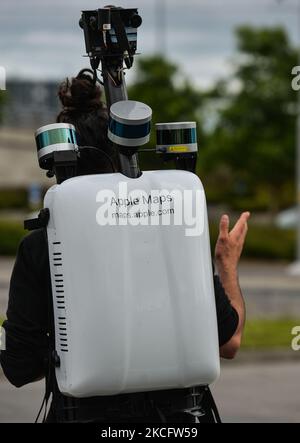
0, 80, 59, 188
2, 80, 60, 129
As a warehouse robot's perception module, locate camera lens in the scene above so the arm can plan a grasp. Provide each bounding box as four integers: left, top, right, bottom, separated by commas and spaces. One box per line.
131, 14, 142, 28
89, 16, 97, 31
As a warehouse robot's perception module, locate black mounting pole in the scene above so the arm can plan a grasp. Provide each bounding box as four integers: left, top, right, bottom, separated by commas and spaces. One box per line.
101, 59, 140, 179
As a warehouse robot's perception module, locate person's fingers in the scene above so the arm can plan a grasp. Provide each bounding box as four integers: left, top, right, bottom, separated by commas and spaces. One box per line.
240, 212, 250, 241
231, 211, 250, 238
218, 214, 229, 240
242, 211, 251, 221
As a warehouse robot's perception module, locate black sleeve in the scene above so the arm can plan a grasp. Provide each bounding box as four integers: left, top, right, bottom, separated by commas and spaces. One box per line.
0, 230, 49, 387
213, 274, 239, 347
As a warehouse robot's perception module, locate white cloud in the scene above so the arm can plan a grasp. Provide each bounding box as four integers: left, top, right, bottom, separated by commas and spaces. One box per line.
22, 31, 82, 47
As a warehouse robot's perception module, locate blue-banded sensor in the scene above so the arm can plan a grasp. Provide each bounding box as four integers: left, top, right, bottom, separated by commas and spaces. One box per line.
156, 122, 198, 155
108, 100, 152, 148
35, 123, 78, 170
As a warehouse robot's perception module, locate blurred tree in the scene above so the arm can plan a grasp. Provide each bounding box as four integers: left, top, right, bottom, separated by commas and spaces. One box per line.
128, 55, 204, 170
201, 26, 297, 212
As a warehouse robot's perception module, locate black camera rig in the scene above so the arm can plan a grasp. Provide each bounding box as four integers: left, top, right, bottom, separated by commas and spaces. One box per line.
79, 7, 142, 73
79, 6, 143, 178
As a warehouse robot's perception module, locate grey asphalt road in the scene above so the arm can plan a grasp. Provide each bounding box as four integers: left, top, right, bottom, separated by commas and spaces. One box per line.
0, 360, 299, 423
212, 359, 300, 423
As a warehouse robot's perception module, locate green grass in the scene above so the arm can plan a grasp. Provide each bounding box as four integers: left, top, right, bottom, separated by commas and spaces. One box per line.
241, 318, 300, 349
0, 219, 26, 255
0, 189, 28, 210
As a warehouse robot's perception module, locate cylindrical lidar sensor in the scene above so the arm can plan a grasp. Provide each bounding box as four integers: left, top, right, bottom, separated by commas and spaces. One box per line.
156, 122, 198, 154
35, 123, 78, 170
108, 100, 152, 147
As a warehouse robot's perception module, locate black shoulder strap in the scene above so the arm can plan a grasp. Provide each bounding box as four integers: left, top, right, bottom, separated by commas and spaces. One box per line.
43, 228, 80, 422
34, 228, 54, 423
202, 386, 222, 423
24, 209, 50, 231
43, 228, 56, 421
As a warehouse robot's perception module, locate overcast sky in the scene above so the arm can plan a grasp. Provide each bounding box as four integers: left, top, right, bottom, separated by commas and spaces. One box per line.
0, 0, 298, 88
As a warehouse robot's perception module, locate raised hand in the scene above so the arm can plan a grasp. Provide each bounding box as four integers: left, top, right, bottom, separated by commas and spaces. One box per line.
215, 212, 250, 279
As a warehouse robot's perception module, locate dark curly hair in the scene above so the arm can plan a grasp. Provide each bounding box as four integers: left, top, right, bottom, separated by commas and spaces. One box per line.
57, 69, 118, 174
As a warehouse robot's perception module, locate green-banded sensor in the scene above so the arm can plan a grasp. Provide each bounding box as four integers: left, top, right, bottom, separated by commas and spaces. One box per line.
156, 122, 198, 155
35, 123, 78, 170
108, 100, 152, 148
